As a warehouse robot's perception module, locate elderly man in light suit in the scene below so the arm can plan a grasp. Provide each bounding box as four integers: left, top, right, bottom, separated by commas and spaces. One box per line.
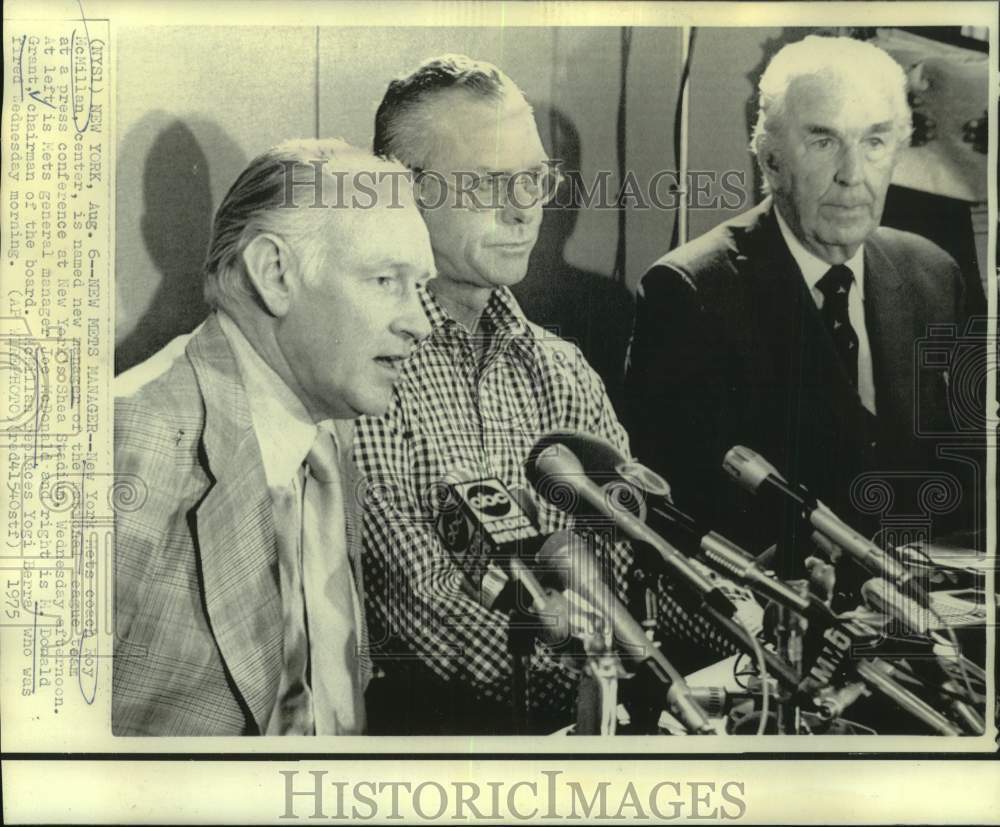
113, 140, 435, 735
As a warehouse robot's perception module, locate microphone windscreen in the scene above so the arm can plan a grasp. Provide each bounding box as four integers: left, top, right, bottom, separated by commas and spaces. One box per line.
526, 431, 627, 480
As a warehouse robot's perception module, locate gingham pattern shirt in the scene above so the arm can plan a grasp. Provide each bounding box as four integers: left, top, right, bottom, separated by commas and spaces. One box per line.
353, 285, 632, 712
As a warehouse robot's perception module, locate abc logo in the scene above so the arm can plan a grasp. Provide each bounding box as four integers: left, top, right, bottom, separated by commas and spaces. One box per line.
464, 483, 511, 518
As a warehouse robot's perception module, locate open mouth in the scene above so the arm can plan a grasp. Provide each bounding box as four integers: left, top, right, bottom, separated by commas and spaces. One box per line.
374, 355, 407, 373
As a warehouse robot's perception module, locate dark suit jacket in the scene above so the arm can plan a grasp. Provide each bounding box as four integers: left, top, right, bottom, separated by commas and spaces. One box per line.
625, 199, 977, 555
113, 314, 370, 735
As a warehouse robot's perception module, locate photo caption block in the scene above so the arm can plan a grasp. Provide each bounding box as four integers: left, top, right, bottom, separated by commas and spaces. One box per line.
2, 12, 113, 748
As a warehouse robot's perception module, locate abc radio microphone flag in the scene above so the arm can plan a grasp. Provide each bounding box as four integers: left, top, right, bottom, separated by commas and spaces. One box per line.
435, 477, 547, 608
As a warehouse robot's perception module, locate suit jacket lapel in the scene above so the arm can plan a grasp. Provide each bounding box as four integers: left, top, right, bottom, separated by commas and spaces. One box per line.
734, 203, 871, 467
737, 202, 849, 400
864, 234, 911, 431
187, 315, 283, 732
738, 203, 813, 368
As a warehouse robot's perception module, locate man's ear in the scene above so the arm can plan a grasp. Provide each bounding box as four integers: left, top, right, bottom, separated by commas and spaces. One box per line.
761, 140, 782, 177
758, 142, 783, 194
242, 233, 294, 317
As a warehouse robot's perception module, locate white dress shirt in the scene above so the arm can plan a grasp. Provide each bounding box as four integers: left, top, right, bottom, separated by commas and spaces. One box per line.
774, 207, 876, 415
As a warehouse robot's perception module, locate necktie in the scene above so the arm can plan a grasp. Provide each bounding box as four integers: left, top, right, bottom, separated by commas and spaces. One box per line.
302, 427, 365, 735
816, 264, 859, 387
266, 483, 314, 736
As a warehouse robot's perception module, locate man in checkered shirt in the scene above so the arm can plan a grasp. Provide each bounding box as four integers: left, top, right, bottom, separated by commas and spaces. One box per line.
355, 55, 745, 734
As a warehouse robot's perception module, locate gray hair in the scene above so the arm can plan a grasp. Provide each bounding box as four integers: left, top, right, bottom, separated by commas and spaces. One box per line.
750, 35, 912, 160
203, 139, 408, 310
373, 53, 530, 169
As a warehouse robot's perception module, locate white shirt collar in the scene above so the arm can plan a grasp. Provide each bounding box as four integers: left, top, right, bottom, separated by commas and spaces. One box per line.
217, 311, 340, 488
774, 205, 865, 299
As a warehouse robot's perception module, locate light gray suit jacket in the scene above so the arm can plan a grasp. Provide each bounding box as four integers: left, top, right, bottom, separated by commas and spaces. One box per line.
113, 313, 370, 736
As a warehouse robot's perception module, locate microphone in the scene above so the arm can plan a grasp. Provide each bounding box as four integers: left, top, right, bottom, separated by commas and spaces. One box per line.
697, 533, 816, 617
435, 474, 544, 582
525, 433, 810, 693
536, 530, 715, 734
853, 659, 962, 736
722, 446, 926, 604
434, 473, 569, 645
605, 453, 823, 622
860, 578, 932, 636
525, 435, 737, 618
634, 483, 828, 623
811, 681, 870, 721
721, 445, 813, 509
526, 432, 831, 624
688, 686, 754, 718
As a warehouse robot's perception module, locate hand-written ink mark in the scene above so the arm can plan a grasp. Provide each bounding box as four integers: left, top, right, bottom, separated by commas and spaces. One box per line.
77, 472, 87, 566
17, 35, 27, 101
70, 0, 96, 133
69, 349, 77, 408
34, 346, 41, 467
32, 602, 38, 694
28, 90, 56, 109
77, 633, 98, 705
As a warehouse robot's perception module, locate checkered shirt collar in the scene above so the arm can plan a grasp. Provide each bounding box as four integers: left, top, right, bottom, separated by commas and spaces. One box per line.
419, 284, 531, 341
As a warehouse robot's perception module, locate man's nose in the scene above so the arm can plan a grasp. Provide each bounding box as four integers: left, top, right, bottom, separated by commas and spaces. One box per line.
834, 145, 864, 186
499, 184, 539, 225
393, 286, 432, 343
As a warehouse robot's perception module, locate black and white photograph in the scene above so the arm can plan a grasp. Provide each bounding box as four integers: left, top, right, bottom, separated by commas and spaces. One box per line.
2, 0, 997, 822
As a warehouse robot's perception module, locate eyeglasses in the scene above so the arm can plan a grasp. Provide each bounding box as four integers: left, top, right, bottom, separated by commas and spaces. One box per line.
411, 162, 564, 211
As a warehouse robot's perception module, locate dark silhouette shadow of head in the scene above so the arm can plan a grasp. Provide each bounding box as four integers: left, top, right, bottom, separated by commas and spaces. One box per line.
115, 118, 244, 373
513, 104, 636, 412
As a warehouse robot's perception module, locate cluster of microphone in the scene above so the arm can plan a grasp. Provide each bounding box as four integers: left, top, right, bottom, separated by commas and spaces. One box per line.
431, 431, 985, 736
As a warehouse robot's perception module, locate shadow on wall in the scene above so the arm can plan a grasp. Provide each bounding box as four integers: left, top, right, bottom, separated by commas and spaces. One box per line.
513, 104, 636, 414
115, 117, 245, 373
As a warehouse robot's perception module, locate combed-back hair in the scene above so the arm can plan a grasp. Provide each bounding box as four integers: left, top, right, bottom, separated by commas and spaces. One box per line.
202, 138, 407, 310
750, 35, 912, 160
373, 53, 528, 168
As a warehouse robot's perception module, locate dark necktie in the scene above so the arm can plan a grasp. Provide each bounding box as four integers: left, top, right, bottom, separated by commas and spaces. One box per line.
816, 264, 858, 387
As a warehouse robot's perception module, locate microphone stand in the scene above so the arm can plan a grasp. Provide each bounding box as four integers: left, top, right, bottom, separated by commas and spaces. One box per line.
504, 579, 536, 734
574, 634, 623, 736
504, 556, 624, 735
771, 495, 808, 734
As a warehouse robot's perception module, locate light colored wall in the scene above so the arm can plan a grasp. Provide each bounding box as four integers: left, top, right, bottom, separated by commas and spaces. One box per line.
115, 26, 318, 371
685, 27, 783, 240
116, 25, 688, 371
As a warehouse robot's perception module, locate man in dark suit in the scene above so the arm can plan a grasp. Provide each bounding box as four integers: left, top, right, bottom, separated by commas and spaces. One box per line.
625, 36, 980, 559
113, 140, 435, 735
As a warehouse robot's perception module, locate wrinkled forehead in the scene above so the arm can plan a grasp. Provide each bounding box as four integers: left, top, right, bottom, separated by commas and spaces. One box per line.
422, 89, 547, 171
281, 161, 415, 209
304, 178, 433, 274
346, 194, 435, 271
784, 71, 900, 133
